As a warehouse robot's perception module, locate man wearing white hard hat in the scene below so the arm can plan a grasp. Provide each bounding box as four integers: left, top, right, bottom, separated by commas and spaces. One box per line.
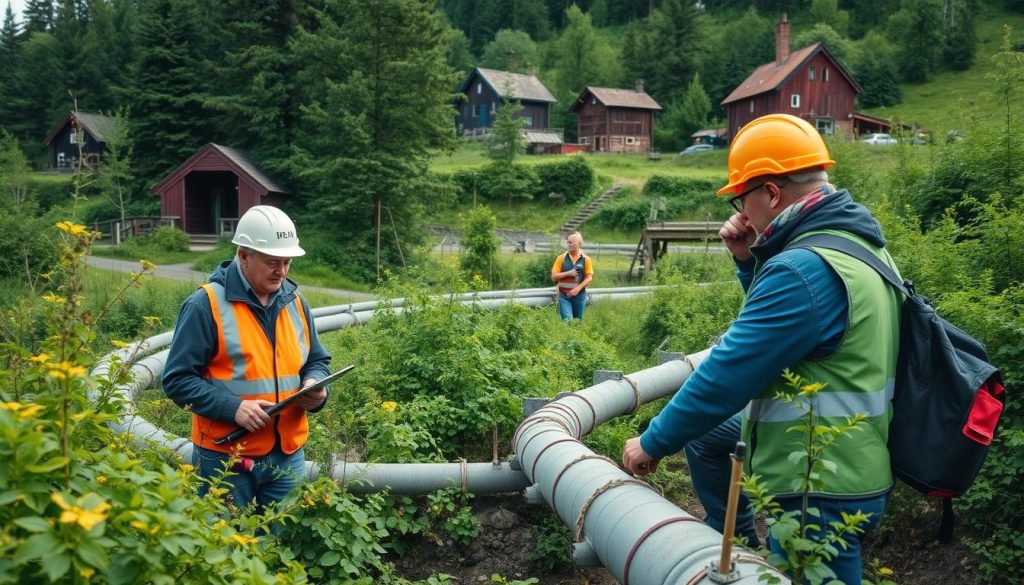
163, 205, 332, 510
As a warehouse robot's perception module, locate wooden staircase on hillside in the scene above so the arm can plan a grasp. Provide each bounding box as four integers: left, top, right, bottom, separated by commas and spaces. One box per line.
557, 183, 625, 237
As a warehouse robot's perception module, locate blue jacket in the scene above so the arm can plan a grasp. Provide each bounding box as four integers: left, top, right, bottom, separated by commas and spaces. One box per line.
640, 189, 889, 459
162, 260, 332, 425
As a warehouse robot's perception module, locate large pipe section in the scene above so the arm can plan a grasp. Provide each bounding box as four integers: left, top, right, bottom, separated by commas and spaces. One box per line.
95, 285, 787, 584
511, 353, 786, 584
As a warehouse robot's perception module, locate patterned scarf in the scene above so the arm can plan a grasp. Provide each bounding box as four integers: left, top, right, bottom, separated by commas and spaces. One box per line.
754, 183, 836, 247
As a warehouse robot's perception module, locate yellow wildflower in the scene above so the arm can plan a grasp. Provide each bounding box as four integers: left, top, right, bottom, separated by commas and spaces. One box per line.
178, 464, 195, 474
41, 293, 64, 304
0, 402, 20, 412
29, 353, 51, 364
213, 519, 228, 529
878, 567, 895, 576
230, 533, 258, 546
52, 493, 111, 531
79, 568, 95, 579
55, 221, 89, 237
111, 340, 130, 349
140, 259, 156, 271
381, 401, 398, 412
96, 476, 107, 484
130, 520, 149, 531
142, 316, 161, 327
48, 361, 87, 380
798, 382, 826, 396
16, 404, 44, 420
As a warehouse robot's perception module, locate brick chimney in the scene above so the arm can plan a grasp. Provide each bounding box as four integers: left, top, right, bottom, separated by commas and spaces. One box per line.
775, 13, 790, 66
635, 79, 645, 93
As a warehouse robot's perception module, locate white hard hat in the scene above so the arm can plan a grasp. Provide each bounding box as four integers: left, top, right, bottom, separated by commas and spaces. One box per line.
231, 205, 306, 257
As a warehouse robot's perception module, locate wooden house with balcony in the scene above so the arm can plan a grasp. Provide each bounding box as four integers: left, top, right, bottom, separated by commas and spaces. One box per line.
42, 112, 116, 170
570, 83, 661, 153
151, 143, 289, 243
721, 14, 867, 140
455, 67, 563, 151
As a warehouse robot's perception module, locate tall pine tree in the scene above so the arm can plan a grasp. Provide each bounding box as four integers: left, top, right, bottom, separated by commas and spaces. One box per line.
130, 0, 213, 190
0, 4, 22, 131
289, 0, 459, 280
22, 0, 54, 35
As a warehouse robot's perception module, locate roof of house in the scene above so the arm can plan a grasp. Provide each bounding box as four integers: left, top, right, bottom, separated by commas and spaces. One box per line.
570, 86, 662, 112
42, 112, 118, 145
721, 42, 861, 105
523, 130, 564, 145
150, 143, 289, 196
692, 128, 728, 138
458, 67, 557, 103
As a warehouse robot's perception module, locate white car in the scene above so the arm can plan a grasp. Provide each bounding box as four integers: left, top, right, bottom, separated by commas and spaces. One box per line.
680, 144, 714, 155
861, 133, 898, 145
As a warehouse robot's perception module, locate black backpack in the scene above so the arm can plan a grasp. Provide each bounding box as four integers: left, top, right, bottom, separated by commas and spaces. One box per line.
792, 233, 1005, 543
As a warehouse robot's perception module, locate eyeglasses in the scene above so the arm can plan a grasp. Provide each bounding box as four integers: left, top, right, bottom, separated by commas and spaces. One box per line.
728, 182, 764, 213
728, 181, 782, 213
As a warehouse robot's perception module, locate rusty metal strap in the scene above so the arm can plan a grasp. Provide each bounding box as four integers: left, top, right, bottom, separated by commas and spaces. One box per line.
512, 415, 575, 452
536, 402, 583, 438
574, 477, 655, 541
459, 457, 468, 491
530, 437, 583, 481
623, 516, 703, 585
550, 453, 618, 517
622, 375, 643, 413
560, 392, 598, 435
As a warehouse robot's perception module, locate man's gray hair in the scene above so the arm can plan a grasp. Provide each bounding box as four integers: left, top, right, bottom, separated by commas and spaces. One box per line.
786, 168, 829, 183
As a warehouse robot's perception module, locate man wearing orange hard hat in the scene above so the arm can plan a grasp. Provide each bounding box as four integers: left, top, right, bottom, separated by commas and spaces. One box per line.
623, 114, 899, 584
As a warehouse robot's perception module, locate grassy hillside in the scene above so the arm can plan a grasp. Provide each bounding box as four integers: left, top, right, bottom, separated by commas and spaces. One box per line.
865, 6, 1024, 134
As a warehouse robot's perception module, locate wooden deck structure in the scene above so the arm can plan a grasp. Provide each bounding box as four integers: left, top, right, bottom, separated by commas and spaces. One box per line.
627, 221, 722, 280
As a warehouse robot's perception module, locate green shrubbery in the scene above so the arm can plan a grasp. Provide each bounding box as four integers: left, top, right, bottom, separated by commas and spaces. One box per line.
535, 156, 595, 203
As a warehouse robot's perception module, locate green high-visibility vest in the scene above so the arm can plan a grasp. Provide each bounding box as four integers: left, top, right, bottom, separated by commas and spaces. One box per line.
741, 230, 902, 497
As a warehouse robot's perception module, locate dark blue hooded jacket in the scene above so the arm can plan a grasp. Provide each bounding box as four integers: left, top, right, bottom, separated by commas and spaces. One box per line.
640, 188, 889, 458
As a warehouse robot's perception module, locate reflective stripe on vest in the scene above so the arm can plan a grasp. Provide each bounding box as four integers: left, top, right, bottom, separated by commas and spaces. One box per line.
745, 378, 895, 422
193, 282, 311, 456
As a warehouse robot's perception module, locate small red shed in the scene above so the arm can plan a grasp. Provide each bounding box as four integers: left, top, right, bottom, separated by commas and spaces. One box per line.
151, 143, 289, 237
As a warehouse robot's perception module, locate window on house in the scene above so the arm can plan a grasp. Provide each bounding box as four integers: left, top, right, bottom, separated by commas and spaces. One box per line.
815, 118, 834, 134
750, 100, 755, 113
791, 94, 800, 108
824, 67, 830, 81
591, 96, 597, 105
625, 136, 637, 145
69, 130, 78, 144
476, 82, 482, 94
580, 137, 590, 144
524, 116, 533, 127
809, 66, 815, 81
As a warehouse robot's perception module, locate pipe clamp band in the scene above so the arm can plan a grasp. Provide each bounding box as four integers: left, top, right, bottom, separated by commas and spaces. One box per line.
530, 437, 583, 481
623, 375, 643, 413
574, 478, 654, 541
624, 516, 703, 585
537, 402, 583, 437
550, 453, 618, 517
561, 392, 598, 435
459, 458, 468, 491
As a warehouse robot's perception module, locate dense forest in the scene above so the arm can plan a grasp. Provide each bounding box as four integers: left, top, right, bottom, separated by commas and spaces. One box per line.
0, 0, 1003, 278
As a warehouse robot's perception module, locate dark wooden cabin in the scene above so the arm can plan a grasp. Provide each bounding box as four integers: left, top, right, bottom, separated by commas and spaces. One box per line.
455, 67, 561, 150
570, 83, 662, 153
42, 112, 116, 170
151, 144, 288, 238
722, 14, 861, 140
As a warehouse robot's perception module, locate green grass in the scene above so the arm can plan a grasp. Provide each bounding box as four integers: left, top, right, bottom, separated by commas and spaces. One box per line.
864, 7, 1024, 134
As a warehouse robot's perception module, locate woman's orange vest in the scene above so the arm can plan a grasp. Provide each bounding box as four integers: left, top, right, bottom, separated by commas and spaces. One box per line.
192, 282, 312, 456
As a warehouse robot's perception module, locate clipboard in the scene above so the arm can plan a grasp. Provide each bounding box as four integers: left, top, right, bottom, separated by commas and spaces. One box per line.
213, 364, 355, 445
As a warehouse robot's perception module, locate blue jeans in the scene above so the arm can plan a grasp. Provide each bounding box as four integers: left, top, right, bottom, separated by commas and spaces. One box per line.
193, 444, 306, 512
558, 292, 587, 320
686, 413, 888, 584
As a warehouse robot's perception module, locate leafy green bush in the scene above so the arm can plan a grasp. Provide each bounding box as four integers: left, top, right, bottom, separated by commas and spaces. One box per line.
534, 156, 594, 203
27, 175, 73, 211
638, 275, 744, 357
459, 205, 504, 287
589, 198, 650, 231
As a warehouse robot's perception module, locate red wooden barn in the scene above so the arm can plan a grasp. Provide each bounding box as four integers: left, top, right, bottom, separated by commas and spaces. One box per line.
570, 83, 661, 153
721, 14, 863, 140
151, 143, 289, 238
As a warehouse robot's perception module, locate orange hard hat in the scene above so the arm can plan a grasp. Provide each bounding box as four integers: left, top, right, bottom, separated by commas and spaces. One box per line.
717, 114, 834, 196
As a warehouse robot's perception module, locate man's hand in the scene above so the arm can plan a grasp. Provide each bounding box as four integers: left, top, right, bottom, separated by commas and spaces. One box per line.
718, 212, 756, 261
622, 437, 660, 475
235, 399, 273, 432
295, 378, 328, 411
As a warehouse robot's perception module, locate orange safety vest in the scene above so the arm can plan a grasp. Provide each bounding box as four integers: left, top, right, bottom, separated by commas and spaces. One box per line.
555, 252, 588, 293
192, 282, 312, 456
